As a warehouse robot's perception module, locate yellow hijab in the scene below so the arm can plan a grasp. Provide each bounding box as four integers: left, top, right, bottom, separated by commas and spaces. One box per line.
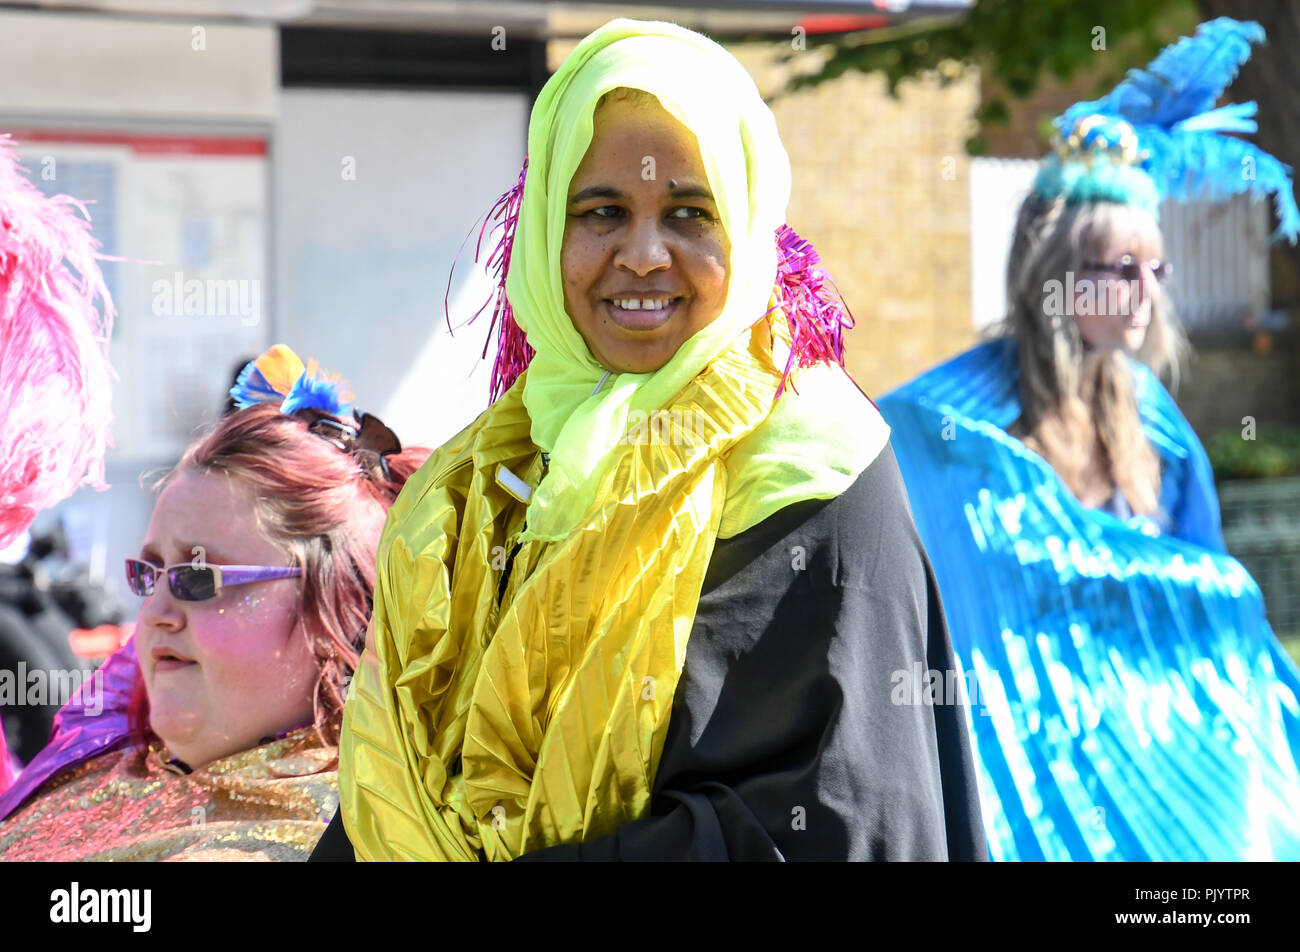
507, 17, 883, 542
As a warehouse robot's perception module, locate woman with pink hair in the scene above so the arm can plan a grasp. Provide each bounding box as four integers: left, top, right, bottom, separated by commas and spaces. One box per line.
0, 346, 431, 860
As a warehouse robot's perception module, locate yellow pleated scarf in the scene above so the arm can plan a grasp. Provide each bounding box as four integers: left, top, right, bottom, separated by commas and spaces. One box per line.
343, 316, 799, 859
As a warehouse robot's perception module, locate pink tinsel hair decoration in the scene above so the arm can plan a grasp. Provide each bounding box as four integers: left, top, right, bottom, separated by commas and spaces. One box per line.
441, 157, 534, 405
767, 223, 854, 398
0, 135, 116, 549
474, 160, 856, 404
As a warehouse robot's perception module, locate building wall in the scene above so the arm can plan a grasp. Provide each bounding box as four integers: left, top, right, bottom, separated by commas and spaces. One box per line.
275, 87, 528, 452
726, 42, 981, 397
1180, 341, 1300, 437
0, 9, 277, 122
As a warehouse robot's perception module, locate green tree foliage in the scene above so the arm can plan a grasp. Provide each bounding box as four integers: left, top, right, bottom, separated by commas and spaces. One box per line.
778, 0, 1200, 153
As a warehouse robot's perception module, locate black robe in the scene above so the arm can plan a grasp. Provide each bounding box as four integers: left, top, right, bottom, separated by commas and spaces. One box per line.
310, 441, 988, 861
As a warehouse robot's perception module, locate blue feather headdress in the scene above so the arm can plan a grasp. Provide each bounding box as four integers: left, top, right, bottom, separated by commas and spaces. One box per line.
1033, 17, 1299, 243
230, 343, 354, 416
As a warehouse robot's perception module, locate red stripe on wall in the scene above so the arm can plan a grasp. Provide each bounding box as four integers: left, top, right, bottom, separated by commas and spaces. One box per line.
2, 129, 266, 156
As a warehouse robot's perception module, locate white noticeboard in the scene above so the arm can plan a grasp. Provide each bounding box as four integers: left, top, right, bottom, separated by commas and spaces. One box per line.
11, 129, 270, 462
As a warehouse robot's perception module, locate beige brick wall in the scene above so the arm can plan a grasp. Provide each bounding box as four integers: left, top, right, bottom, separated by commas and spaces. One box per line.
726, 42, 980, 397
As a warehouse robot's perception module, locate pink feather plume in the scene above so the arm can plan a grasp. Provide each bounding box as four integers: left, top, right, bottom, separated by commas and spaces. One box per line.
481, 158, 532, 403
0, 134, 116, 549
769, 223, 853, 399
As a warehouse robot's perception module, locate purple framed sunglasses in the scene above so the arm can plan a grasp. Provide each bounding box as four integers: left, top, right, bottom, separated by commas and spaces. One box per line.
125, 557, 302, 602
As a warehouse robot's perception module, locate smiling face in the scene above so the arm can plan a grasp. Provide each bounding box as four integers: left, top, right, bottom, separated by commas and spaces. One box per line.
560, 91, 731, 374
1072, 204, 1165, 354
134, 467, 317, 769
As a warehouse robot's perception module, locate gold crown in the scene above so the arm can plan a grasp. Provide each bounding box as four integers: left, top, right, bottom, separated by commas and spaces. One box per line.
1052, 115, 1147, 166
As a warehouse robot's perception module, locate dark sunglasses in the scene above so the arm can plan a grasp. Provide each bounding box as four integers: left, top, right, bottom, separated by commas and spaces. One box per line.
304, 411, 401, 481
1083, 254, 1173, 283
125, 558, 302, 602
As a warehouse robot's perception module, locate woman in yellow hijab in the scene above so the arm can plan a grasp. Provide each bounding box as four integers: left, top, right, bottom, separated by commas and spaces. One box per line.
312, 18, 985, 861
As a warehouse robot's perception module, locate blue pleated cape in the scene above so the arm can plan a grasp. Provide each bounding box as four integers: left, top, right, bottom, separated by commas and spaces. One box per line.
878, 338, 1300, 860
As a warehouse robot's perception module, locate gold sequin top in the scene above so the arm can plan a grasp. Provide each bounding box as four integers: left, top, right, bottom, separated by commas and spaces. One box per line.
0, 728, 337, 861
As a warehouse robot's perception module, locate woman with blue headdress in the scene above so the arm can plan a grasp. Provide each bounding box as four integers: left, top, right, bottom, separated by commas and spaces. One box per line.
878, 17, 1300, 861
